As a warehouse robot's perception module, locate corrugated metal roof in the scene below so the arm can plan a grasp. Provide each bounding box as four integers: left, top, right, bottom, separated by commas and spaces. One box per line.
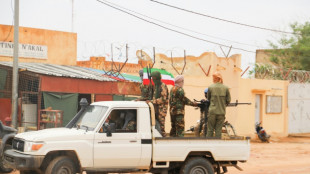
0, 62, 116, 82
85, 68, 141, 83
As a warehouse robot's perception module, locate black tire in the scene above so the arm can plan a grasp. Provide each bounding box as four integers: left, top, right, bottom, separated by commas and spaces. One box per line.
0, 144, 14, 173
45, 156, 77, 174
19, 170, 40, 174
180, 157, 214, 174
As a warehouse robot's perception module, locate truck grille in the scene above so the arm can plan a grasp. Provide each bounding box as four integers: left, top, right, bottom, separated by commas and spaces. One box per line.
12, 139, 24, 152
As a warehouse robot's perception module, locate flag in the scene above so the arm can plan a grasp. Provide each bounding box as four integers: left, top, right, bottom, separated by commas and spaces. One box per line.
142, 68, 174, 86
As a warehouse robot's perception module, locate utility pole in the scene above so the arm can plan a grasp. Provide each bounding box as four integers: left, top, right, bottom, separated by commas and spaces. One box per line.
11, 0, 19, 129
72, 0, 75, 32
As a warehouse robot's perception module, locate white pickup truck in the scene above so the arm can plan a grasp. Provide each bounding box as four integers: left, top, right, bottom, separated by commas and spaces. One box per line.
4, 99, 250, 174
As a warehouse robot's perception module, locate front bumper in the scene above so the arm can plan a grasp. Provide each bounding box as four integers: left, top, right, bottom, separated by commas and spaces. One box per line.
3, 149, 44, 170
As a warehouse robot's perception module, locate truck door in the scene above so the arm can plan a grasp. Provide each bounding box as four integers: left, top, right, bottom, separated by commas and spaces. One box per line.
93, 109, 142, 168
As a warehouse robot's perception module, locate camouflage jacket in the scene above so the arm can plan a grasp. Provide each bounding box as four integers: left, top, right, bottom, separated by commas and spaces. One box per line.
169, 86, 195, 115
138, 83, 151, 101
151, 83, 169, 116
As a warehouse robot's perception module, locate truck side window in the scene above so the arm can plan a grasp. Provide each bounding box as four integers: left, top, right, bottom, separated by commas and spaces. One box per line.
100, 109, 137, 133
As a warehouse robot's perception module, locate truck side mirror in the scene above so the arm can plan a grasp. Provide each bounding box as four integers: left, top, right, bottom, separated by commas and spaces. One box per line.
104, 123, 116, 137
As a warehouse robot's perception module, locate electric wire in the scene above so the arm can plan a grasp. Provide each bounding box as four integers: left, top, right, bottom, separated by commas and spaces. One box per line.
96, 0, 256, 53
101, 0, 261, 48
150, 0, 299, 36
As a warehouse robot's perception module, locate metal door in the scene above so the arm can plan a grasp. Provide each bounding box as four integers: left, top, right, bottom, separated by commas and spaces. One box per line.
288, 83, 310, 134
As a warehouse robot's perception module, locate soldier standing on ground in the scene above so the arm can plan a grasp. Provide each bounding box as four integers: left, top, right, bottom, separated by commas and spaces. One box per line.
169, 75, 197, 137
146, 71, 169, 137
207, 72, 231, 138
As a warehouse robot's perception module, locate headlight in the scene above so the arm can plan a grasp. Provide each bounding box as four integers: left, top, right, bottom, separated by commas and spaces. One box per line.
24, 141, 44, 152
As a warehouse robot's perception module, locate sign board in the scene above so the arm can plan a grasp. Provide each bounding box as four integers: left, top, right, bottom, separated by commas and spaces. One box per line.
266, 95, 282, 113
0, 42, 48, 59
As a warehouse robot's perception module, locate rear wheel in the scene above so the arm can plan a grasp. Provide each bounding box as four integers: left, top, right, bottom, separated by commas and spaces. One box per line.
180, 157, 214, 174
45, 156, 77, 174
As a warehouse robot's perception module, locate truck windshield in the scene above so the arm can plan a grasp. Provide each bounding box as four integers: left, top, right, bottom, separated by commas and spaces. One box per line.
74, 105, 108, 131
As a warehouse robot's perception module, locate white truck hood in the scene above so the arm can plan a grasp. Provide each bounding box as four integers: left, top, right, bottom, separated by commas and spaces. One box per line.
15, 128, 92, 142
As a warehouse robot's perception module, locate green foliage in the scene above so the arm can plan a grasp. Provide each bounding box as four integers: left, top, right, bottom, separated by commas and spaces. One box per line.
268, 22, 310, 71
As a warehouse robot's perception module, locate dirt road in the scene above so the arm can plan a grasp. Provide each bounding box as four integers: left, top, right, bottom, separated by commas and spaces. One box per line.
228, 136, 310, 174
11, 136, 310, 174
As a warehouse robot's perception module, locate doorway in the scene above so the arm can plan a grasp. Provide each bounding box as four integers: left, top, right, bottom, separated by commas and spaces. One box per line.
255, 94, 262, 125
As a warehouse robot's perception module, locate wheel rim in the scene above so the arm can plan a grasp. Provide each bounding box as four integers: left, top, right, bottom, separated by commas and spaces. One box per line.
190, 165, 208, 174
57, 166, 72, 174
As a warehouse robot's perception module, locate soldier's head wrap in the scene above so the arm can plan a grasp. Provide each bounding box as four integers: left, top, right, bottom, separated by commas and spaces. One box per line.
212, 71, 223, 83
204, 88, 208, 93
151, 71, 162, 99
139, 69, 144, 81
174, 75, 184, 87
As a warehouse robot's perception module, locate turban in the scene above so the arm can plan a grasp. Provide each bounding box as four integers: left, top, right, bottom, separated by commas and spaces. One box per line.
174, 75, 184, 87
212, 72, 223, 83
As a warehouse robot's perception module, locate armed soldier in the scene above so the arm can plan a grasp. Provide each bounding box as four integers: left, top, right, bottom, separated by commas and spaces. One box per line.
196, 88, 210, 137
146, 71, 169, 137
207, 72, 231, 138
136, 70, 152, 101
169, 75, 197, 137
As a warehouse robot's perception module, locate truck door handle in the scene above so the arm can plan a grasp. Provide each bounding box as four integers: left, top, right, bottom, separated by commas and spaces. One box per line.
98, 141, 111, 144
130, 140, 137, 143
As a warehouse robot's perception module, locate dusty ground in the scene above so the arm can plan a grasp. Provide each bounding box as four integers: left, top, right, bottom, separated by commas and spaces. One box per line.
11, 135, 310, 174
228, 135, 310, 174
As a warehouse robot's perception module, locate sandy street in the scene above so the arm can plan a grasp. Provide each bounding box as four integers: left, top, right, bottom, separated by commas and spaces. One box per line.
10, 136, 310, 174
228, 136, 310, 174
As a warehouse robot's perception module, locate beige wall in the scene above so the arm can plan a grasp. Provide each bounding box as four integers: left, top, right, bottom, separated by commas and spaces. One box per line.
0, 24, 77, 65
153, 51, 289, 138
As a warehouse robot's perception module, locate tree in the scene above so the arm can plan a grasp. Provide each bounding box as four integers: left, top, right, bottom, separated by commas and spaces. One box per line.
268, 22, 310, 71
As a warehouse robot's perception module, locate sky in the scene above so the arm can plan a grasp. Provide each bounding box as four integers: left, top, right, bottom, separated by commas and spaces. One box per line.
0, 0, 309, 76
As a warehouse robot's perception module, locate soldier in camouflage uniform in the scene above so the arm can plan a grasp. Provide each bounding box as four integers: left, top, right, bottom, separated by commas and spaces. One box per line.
123, 111, 136, 131
169, 75, 197, 137
136, 70, 151, 101
146, 71, 169, 137
125, 120, 136, 131
207, 72, 231, 138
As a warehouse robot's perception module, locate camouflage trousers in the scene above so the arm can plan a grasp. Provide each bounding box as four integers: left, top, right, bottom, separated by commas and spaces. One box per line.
207, 114, 225, 138
170, 114, 184, 137
156, 112, 167, 137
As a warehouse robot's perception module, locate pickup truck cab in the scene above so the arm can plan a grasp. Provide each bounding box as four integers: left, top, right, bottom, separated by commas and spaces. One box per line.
4, 100, 250, 174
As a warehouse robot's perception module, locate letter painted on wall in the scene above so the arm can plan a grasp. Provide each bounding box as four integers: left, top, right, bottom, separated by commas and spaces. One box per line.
0, 42, 48, 59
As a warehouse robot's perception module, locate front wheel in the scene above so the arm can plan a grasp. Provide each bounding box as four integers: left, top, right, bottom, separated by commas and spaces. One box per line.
180, 157, 214, 174
45, 156, 77, 174
0, 144, 14, 173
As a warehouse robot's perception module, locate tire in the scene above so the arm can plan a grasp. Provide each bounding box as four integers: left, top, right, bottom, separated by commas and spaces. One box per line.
45, 156, 77, 174
20, 170, 40, 174
0, 144, 14, 173
180, 157, 214, 174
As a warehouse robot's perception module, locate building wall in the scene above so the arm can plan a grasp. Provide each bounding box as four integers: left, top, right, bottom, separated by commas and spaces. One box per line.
0, 24, 77, 65
77, 56, 152, 74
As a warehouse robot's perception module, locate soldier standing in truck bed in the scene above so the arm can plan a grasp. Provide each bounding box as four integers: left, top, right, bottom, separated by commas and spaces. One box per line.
169, 75, 197, 137
207, 72, 231, 138
146, 71, 169, 137
136, 70, 152, 101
